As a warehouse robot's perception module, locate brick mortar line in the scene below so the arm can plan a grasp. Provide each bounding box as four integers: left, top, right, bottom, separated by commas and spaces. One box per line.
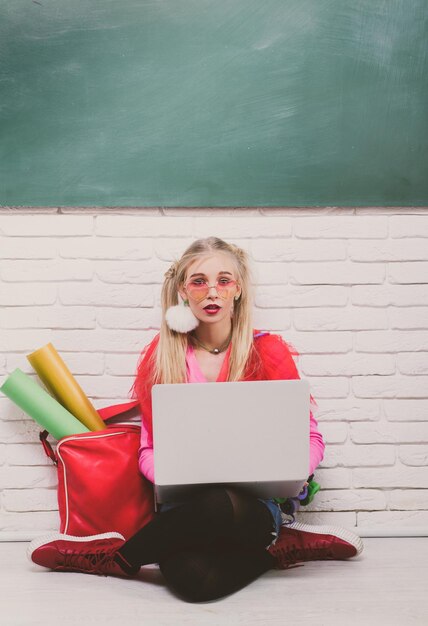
0, 207, 428, 215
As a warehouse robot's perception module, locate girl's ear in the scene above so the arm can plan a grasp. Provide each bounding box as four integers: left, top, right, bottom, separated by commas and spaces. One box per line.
178, 285, 186, 302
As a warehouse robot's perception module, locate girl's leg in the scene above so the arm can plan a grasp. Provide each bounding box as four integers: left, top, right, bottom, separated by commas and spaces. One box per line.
158, 541, 275, 603
156, 489, 277, 602
117, 485, 275, 569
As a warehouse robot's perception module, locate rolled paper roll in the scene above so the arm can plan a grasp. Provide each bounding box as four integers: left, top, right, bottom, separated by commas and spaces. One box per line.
27, 343, 105, 432
0, 369, 90, 440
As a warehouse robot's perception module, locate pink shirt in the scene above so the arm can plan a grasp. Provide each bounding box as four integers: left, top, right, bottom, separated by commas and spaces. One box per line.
138, 344, 324, 484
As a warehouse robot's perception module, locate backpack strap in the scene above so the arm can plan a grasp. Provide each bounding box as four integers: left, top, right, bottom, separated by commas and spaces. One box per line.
39, 400, 141, 465
97, 400, 140, 420
253, 330, 270, 339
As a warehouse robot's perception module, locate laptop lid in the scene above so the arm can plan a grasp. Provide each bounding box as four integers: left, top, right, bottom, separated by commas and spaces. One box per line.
152, 379, 310, 504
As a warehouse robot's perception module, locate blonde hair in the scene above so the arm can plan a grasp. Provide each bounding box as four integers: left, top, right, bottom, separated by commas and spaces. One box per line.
154, 236, 255, 384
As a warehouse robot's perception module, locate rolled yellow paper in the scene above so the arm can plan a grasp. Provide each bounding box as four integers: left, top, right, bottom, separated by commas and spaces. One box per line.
27, 343, 105, 432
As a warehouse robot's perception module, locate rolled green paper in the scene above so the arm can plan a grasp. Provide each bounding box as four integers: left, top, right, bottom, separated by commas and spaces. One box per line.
0, 368, 90, 440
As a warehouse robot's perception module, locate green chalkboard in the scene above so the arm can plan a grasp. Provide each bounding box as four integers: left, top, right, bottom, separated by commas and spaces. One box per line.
0, 0, 427, 207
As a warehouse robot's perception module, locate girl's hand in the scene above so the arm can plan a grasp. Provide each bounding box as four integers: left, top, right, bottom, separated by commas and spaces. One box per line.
298, 482, 309, 495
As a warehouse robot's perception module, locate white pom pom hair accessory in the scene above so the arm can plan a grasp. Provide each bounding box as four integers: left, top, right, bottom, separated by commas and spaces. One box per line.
165, 294, 200, 333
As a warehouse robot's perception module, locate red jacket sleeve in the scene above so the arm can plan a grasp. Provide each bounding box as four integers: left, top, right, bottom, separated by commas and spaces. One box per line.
257, 333, 325, 475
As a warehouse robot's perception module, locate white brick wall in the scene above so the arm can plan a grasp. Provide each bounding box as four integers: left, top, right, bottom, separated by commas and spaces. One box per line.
1, 207, 427, 537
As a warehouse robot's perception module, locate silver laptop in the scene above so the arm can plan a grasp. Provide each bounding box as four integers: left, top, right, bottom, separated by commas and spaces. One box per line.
152, 379, 310, 506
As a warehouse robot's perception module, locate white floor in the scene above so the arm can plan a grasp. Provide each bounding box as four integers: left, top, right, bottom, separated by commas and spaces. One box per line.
2, 538, 428, 626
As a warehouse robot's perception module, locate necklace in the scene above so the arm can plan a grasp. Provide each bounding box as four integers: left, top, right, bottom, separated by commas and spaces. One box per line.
190, 331, 232, 354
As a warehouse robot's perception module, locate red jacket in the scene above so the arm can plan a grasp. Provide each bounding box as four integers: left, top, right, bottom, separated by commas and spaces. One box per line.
132, 330, 324, 479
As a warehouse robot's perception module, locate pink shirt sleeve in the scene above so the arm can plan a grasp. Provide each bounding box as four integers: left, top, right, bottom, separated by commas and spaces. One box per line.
138, 415, 155, 484
309, 409, 325, 475
137, 345, 208, 483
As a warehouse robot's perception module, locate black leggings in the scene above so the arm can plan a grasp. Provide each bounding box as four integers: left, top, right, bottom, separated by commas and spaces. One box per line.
118, 485, 277, 602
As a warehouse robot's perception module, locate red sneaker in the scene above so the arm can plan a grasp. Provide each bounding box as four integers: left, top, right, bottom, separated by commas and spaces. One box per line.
27, 532, 140, 578
268, 522, 364, 570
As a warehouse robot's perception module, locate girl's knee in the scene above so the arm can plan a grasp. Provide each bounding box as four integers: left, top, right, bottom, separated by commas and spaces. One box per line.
159, 551, 217, 603
193, 485, 234, 515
